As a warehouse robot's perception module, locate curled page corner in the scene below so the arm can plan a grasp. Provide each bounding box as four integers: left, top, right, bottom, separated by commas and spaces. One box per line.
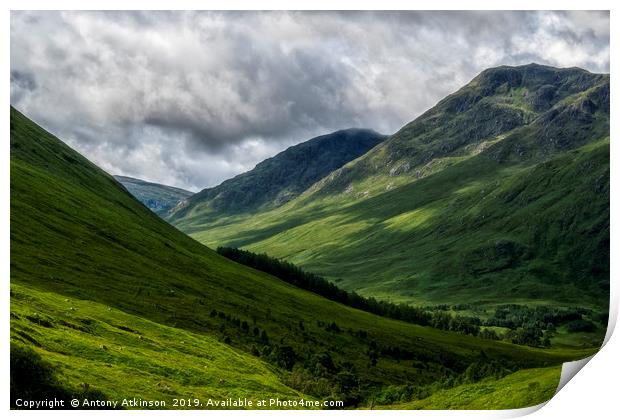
553, 294, 620, 395
555, 355, 595, 395
488, 357, 597, 420
507, 355, 599, 418
544, 294, 617, 410
506, 401, 548, 418
602, 295, 618, 347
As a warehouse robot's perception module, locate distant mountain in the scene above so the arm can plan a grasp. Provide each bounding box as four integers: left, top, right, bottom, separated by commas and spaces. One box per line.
170, 64, 609, 310
115, 175, 193, 216
167, 128, 387, 222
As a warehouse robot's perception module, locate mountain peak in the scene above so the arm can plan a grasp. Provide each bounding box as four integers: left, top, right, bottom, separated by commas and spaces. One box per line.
300, 64, 609, 199
477, 62, 593, 77
470, 63, 602, 96
167, 128, 387, 220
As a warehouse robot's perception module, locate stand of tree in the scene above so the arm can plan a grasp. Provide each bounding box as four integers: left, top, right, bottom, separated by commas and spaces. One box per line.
217, 247, 482, 337
217, 247, 605, 349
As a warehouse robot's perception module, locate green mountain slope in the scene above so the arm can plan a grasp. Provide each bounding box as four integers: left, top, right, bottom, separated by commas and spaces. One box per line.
168, 128, 386, 221
114, 175, 193, 216
10, 284, 304, 407
10, 107, 593, 408
171, 64, 609, 312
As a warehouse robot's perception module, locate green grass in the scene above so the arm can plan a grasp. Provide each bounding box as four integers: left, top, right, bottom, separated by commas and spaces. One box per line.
379, 366, 561, 410
10, 106, 599, 409
11, 283, 303, 408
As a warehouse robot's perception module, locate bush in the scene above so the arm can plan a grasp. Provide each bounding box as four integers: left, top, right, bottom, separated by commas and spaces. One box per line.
271, 346, 297, 370
566, 319, 597, 333
479, 328, 500, 340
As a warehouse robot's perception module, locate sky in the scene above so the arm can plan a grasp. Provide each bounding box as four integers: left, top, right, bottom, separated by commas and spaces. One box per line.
10, 10, 610, 191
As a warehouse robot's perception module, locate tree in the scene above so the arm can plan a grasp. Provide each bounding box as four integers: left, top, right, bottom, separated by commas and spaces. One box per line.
273, 346, 297, 370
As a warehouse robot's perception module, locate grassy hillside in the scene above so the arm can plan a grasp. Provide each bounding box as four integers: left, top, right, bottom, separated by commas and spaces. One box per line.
378, 366, 561, 410
11, 284, 303, 407
114, 175, 193, 216
10, 106, 594, 408
170, 65, 609, 315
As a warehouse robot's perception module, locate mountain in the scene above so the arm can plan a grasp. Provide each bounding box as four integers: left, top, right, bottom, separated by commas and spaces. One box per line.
167, 128, 386, 222
114, 175, 193, 216
308, 64, 609, 197
169, 64, 610, 313
10, 106, 591, 408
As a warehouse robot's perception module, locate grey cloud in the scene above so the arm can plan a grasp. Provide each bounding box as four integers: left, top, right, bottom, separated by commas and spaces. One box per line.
10, 10, 609, 191
10, 70, 37, 103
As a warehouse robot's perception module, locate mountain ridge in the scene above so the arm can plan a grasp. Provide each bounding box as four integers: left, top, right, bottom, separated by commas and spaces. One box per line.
114, 175, 193, 216
305, 63, 608, 198
169, 64, 609, 311
167, 128, 387, 221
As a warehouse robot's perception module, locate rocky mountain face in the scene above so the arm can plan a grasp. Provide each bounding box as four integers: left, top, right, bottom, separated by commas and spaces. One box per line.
167, 128, 386, 221
115, 175, 193, 216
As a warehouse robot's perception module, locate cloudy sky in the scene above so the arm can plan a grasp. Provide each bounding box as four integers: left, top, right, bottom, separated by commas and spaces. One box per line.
10, 11, 610, 191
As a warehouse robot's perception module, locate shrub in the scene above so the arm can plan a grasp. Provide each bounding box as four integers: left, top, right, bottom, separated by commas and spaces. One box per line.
566, 319, 597, 333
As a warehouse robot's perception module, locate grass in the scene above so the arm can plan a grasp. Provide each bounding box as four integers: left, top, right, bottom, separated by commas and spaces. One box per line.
10, 106, 599, 409
11, 283, 303, 408
379, 366, 561, 410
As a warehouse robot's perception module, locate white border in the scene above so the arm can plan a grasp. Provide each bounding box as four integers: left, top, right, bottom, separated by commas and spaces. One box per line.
2, 2, 617, 419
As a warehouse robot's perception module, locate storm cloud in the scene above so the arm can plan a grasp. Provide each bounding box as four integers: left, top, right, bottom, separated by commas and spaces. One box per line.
10, 11, 609, 191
